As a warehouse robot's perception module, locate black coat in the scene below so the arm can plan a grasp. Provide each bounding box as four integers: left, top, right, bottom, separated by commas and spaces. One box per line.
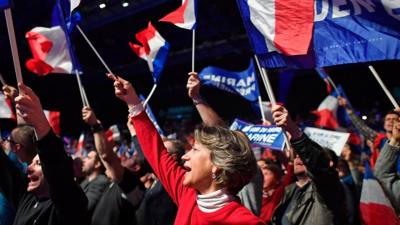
13, 131, 89, 225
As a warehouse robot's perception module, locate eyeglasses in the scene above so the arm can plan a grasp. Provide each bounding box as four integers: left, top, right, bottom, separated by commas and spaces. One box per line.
4, 137, 18, 146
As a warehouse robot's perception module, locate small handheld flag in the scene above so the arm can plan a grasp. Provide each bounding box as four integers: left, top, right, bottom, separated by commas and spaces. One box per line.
159, 0, 197, 30
129, 22, 170, 83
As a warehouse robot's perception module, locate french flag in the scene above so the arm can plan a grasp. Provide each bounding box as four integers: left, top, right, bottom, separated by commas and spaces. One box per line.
312, 94, 339, 130
0, 93, 15, 120
105, 125, 121, 142
159, 0, 197, 30
129, 22, 170, 83
70, 0, 80, 13
315, 68, 333, 94
237, 0, 314, 55
74, 132, 86, 158
25, 26, 74, 76
360, 163, 399, 225
44, 110, 61, 135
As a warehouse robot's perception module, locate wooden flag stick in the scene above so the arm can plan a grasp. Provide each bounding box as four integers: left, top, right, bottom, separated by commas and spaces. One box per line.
192, 29, 196, 72
143, 84, 157, 107
258, 96, 266, 123
254, 55, 293, 156
0, 73, 7, 86
75, 69, 89, 107
4, 9, 23, 87
76, 25, 113, 75
368, 65, 399, 108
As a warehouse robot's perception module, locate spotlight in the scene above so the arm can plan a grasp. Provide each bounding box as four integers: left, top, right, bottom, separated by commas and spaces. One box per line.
99, 3, 106, 9
122, 2, 129, 7
362, 115, 367, 120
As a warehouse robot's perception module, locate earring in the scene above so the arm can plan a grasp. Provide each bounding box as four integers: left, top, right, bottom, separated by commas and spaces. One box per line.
212, 173, 216, 180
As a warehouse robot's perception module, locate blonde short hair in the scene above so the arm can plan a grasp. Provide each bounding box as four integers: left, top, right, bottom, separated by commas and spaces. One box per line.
194, 125, 257, 195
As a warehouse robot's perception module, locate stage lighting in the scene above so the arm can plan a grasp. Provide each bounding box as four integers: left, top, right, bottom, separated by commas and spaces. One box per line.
122, 2, 129, 7
99, 3, 106, 9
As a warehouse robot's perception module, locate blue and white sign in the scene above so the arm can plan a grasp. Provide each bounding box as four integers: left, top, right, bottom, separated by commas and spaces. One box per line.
199, 60, 259, 102
230, 119, 285, 150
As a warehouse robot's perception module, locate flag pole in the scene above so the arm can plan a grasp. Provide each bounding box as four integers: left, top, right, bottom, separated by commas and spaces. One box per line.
368, 65, 399, 108
76, 25, 114, 75
4, 9, 23, 87
326, 76, 339, 95
75, 69, 88, 107
192, 29, 196, 72
0, 73, 7, 86
144, 84, 157, 107
254, 55, 293, 156
254, 55, 270, 100
254, 55, 275, 104
258, 96, 266, 123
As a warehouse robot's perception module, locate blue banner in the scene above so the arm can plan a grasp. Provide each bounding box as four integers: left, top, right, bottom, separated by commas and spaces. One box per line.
237, 0, 400, 68
198, 60, 260, 102
51, 0, 82, 73
230, 119, 285, 150
0, 0, 11, 9
139, 95, 165, 136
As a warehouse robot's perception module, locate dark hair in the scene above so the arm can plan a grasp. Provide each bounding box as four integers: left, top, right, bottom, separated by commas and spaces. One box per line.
263, 158, 283, 180
11, 125, 36, 162
87, 149, 106, 174
385, 110, 400, 117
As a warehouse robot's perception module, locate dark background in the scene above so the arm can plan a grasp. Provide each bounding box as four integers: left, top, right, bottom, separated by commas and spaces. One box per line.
0, 0, 399, 137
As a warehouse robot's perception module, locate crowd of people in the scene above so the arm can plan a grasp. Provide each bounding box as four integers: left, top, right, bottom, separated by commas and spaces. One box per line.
0, 72, 399, 225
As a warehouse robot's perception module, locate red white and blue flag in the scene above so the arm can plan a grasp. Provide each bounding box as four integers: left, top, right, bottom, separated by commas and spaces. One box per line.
70, 0, 80, 13
237, 0, 314, 56
129, 22, 170, 83
44, 110, 61, 135
315, 68, 332, 94
25, 26, 74, 76
160, 0, 197, 30
312, 93, 339, 130
0, 93, 15, 120
237, 0, 400, 68
25, 0, 81, 76
105, 125, 121, 142
360, 163, 399, 225
74, 132, 86, 158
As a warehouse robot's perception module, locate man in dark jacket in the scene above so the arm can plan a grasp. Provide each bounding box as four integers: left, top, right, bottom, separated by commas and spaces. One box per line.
12, 83, 89, 225
374, 116, 400, 215
270, 105, 347, 225
80, 148, 109, 216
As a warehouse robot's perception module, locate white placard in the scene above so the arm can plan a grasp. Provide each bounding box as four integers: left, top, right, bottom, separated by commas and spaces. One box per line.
304, 127, 350, 156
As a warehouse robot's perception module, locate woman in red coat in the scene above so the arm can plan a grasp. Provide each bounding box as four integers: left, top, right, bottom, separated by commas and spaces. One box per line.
109, 75, 264, 225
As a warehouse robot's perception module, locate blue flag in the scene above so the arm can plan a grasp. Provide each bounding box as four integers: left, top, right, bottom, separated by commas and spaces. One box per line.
230, 119, 285, 150
0, 0, 11, 9
198, 60, 260, 102
139, 95, 165, 136
237, 0, 400, 68
51, 0, 82, 73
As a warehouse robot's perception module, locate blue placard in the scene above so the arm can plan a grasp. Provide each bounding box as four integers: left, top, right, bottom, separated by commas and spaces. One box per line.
230, 119, 285, 150
198, 60, 260, 102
